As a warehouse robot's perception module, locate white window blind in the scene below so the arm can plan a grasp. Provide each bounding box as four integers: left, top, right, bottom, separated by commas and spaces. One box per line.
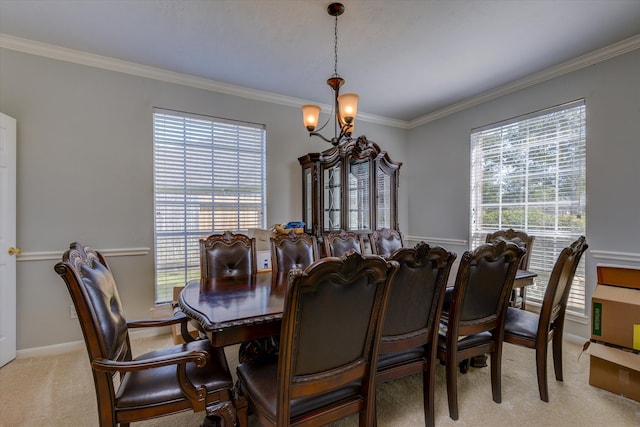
470, 100, 586, 313
153, 109, 266, 303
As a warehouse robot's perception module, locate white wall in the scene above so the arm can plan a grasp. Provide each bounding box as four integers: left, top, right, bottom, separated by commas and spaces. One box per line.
406, 48, 640, 338
2, 45, 638, 350
0, 48, 407, 349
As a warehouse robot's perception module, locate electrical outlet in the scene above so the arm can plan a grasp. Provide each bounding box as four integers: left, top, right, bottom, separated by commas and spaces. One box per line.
69, 305, 78, 319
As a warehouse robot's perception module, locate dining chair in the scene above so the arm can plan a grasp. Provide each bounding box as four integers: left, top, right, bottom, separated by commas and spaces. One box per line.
503, 236, 588, 402
377, 242, 456, 427
437, 240, 525, 420
270, 230, 319, 275
236, 251, 399, 427
323, 229, 365, 257
369, 227, 404, 257
486, 228, 535, 309
200, 230, 257, 278
54, 242, 247, 427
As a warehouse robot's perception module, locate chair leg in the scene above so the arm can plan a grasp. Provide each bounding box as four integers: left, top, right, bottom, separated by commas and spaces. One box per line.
490, 350, 502, 404
459, 358, 470, 373
446, 356, 459, 420
535, 343, 550, 402
359, 402, 377, 427
423, 365, 436, 427
235, 394, 249, 427
552, 331, 564, 382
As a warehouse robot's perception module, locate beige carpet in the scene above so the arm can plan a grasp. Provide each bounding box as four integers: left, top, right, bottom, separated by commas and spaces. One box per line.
1, 335, 638, 427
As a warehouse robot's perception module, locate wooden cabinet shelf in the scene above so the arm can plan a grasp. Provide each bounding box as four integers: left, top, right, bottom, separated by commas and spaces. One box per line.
298, 136, 402, 242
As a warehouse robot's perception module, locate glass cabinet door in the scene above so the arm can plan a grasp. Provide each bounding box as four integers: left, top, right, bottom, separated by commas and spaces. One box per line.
299, 137, 401, 240
323, 163, 341, 231
376, 164, 392, 229
348, 159, 370, 231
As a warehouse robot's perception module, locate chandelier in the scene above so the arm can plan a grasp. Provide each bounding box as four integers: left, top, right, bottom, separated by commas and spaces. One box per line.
301, 2, 359, 146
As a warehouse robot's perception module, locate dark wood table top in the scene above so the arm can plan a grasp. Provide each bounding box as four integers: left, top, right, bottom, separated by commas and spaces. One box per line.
179, 272, 287, 347
179, 268, 537, 348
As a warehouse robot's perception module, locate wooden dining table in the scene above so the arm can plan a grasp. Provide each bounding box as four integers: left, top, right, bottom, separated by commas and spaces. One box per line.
178, 267, 537, 351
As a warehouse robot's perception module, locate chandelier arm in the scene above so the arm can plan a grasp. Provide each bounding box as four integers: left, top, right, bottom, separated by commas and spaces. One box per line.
312, 85, 338, 134
308, 131, 336, 145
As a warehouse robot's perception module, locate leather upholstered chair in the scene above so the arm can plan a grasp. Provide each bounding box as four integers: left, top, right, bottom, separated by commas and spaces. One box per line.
486, 228, 535, 308
200, 230, 257, 278
54, 242, 247, 427
503, 236, 588, 402
437, 240, 525, 420
369, 227, 404, 257
236, 251, 399, 427
323, 229, 365, 257
377, 242, 456, 427
270, 230, 319, 276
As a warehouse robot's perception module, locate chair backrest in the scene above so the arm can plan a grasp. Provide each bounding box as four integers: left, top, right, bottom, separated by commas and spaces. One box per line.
200, 231, 257, 278
323, 229, 365, 257
369, 227, 404, 257
276, 252, 399, 425
448, 240, 525, 337
486, 228, 534, 270
54, 242, 131, 416
537, 236, 588, 334
270, 231, 319, 275
381, 242, 456, 354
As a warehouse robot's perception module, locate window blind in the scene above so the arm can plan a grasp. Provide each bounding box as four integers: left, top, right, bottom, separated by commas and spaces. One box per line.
470, 100, 586, 313
153, 109, 266, 303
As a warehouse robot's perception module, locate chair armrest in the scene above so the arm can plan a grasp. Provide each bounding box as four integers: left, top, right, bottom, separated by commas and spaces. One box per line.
127, 310, 189, 328
93, 349, 211, 411
128, 311, 199, 343
91, 349, 208, 373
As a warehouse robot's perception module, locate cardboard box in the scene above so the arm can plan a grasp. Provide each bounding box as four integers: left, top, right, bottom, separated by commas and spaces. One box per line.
588, 342, 640, 402
597, 264, 640, 290
248, 228, 275, 251
591, 284, 640, 351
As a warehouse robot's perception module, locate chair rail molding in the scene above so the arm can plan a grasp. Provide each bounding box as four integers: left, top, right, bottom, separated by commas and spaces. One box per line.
404, 236, 468, 247
17, 247, 150, 262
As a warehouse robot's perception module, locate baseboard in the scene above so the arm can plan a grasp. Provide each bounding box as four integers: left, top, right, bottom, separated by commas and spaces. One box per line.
16, 327, 170, 359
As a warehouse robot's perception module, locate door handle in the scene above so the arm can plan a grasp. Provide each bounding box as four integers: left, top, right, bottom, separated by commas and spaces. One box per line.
8, 246, 22, 256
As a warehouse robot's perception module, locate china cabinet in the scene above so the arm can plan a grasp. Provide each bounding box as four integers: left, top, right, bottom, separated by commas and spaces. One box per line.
298, 136, 402, 243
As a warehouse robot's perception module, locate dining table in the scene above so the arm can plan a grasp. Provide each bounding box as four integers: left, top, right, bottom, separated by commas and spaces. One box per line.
178, 266, 537, 361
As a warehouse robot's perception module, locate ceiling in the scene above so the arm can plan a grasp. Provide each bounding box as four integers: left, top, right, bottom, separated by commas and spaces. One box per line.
2, 0, 640, 124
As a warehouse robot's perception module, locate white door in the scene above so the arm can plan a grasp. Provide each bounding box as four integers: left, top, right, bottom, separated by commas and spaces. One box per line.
0, 112, 17, 368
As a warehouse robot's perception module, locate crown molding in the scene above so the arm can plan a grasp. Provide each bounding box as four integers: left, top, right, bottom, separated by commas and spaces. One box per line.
0, 33, 408, 129
3, 33, 638, 130
408, 33, 640, 128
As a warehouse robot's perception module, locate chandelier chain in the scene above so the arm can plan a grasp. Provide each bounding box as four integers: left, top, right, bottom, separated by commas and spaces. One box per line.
333, 13, 339, 77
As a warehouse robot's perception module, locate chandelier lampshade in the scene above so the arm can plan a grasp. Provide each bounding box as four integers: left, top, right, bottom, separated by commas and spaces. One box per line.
301, 104, 321, 132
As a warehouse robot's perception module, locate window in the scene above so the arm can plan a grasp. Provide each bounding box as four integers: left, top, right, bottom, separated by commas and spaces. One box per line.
153, 109, 266, 303
470, 100, 586, 313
